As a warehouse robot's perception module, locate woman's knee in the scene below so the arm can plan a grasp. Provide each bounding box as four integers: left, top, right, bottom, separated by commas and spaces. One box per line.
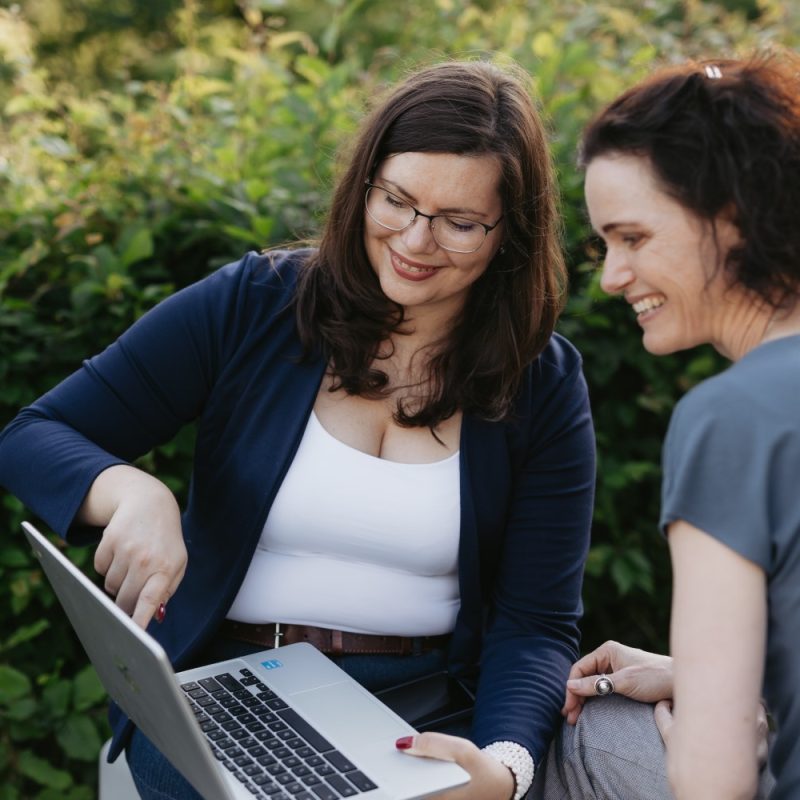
533, 696, 672, 800
568, 695, 668, 767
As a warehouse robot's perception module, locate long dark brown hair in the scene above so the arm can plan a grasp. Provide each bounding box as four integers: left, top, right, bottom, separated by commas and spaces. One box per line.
295, 60, 566, 427
580, 50, 800, 310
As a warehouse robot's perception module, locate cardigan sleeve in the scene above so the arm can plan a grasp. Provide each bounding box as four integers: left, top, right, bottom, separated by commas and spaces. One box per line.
471, 340, 595, 763
0, 252, 281, 542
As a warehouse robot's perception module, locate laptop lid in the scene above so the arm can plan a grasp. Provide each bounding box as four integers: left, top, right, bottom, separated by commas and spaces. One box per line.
22, 521, 469, 800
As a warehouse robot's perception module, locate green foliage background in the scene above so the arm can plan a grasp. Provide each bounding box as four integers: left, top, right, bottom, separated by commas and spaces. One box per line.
0, 0, 797, 795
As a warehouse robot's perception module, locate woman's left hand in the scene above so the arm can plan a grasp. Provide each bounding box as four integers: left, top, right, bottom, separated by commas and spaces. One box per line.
396, 732, 515, 799
653, 698, 674, 746
654, 698, 771, 768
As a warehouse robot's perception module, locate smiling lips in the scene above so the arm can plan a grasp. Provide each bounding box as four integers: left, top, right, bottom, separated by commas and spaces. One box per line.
390, 249, 442, 282
632, 295, 666, 318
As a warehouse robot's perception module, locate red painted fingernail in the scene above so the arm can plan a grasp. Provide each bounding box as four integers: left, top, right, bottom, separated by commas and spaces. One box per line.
395, 736, 414, 750
155, 603, 166, 623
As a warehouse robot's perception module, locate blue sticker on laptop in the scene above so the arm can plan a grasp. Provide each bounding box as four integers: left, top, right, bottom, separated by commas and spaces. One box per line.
261, 659, 283, 670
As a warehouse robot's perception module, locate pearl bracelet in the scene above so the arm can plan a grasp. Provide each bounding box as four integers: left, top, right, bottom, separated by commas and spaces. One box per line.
481, 740, 535, 800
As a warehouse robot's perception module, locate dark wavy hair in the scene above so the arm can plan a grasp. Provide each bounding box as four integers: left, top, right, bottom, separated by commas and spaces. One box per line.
294, 60, 566, 427
579, 50, 800, 309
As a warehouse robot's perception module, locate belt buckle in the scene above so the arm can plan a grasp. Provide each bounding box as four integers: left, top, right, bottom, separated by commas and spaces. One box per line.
273, 623, 283, 649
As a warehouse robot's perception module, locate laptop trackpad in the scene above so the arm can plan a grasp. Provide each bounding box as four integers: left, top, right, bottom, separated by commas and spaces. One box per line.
290, 682, 469, 794
291, 682, 408, 746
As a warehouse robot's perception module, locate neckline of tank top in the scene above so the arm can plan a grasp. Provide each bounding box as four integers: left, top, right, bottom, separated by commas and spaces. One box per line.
309, 410, 460, 467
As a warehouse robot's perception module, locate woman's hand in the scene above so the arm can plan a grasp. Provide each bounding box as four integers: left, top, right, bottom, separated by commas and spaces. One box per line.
654, 695, 770, 774
562, 640, 673, 725
396, 733, 515, 800
81, 465, 187, 629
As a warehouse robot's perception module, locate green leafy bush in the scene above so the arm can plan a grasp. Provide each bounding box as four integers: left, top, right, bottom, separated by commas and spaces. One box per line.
1, 0, 797, 794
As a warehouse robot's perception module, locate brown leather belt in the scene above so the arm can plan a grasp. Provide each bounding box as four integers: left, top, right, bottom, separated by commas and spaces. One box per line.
220, 620, 450, 656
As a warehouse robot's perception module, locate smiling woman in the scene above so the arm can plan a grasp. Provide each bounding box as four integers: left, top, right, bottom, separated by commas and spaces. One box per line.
584, 154, 745, 357
0, 59, 595, 800
543, 50, 800, 800
364, 151, 504, 325
297, 59, 568, 429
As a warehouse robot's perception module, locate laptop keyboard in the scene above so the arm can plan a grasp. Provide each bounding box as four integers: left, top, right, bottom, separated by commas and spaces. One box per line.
182, 667, 379, 798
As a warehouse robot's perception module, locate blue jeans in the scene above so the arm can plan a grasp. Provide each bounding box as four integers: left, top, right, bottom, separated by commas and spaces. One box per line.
126, 636, 452, 800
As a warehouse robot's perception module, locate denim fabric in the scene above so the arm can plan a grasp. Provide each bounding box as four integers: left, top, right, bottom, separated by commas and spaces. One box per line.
126, 637, 452, 800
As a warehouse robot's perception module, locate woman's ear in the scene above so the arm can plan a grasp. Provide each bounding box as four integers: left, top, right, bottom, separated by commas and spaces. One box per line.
714, 202, 744, 254
717, 201, 740, 226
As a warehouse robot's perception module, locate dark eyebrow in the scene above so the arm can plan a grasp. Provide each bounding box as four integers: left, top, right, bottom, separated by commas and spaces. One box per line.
378, 177, 492, 220
600, 221, 639, 234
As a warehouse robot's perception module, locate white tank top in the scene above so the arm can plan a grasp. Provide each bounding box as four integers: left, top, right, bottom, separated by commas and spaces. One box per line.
226, 411, 461, 636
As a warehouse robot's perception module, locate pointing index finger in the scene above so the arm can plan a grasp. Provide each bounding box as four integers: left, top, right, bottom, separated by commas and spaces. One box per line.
131, 573, 171, 630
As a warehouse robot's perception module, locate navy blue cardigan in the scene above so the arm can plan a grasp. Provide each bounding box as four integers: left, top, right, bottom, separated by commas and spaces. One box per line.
0, 250, 595, 764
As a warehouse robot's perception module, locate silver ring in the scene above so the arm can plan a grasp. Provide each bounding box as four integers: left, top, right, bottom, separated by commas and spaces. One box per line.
594, 674, 615, 696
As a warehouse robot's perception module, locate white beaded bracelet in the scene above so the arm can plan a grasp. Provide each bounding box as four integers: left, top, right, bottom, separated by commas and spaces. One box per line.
481, 740, 535, 800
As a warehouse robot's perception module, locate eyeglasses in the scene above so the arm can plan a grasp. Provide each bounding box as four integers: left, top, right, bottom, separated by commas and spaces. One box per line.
364, 183, 503, 254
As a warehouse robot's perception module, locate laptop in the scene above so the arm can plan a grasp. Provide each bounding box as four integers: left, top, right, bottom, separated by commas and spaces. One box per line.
22, 521, 469, 800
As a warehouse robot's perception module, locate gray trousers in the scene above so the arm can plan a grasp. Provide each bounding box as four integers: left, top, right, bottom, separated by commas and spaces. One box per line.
529, 695, 776, 799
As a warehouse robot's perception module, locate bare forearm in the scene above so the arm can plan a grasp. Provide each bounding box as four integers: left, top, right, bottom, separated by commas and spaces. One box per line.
667, 722, 759, 800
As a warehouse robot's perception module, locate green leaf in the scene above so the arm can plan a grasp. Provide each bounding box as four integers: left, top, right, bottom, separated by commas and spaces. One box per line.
2, 494, 24, 513
0, 783, 19, 800
42, 679, 72, 718
0, 546, 30, 567
92, 244, 121, 274
5, 697, 38, 720
8, 717, 46, 742
531, 30, 557, 58
72, 666, 107, 711
36, 136, 77, 160
584, 544, 612, 577
293, 55, 331, 87
119, 228, 154, 268
105, 272, 132, 299
18, 750, 73, 789
1, 619, 51, 652
0, 738, 11, 771
56, 715, 102, 761
0, 665, 32, 703
252, 216, 275, 240
610, 557, 636, 596
243, 178, 270, 203
5, 93, 58, 115
221, 224, 262, 245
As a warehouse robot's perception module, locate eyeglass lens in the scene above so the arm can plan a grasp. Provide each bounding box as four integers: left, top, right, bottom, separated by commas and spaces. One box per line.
365, 186, 488, 253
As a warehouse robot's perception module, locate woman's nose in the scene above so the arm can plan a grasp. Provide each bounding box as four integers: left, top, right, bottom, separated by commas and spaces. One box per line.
400, 215, 439, 254
599, 247, 635, 295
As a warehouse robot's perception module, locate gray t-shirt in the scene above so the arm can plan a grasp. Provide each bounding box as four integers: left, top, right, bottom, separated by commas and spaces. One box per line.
660, 334, 800, 799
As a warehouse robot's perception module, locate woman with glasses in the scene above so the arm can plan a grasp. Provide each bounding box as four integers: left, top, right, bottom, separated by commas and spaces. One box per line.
0, 60, 595, 799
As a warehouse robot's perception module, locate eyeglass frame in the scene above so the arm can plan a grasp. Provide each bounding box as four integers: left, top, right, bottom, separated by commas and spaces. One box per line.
364, 181, 503, 254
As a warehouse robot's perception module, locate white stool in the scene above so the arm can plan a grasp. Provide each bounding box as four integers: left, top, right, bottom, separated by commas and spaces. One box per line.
98, 738, 140, 799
